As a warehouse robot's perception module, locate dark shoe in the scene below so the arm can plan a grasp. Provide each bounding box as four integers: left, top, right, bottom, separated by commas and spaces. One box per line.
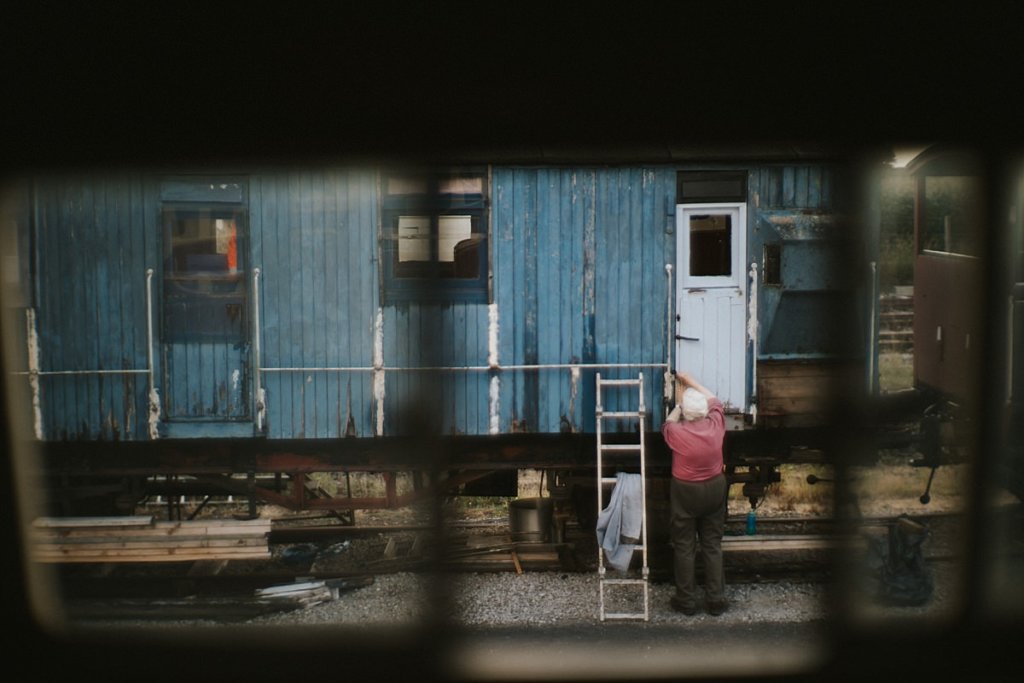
706, 600, 727, 616
670, 596, 697, 615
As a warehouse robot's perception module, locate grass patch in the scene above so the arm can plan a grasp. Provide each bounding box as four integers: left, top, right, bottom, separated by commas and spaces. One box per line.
879, 352, 914, 393
729, 460, 974, 517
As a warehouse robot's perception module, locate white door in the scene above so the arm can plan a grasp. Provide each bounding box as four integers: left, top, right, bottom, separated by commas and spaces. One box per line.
676, 203, 747, 413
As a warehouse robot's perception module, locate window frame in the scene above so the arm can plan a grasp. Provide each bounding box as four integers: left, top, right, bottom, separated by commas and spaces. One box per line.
160, 202, 249, 344
379, 167, 490, 304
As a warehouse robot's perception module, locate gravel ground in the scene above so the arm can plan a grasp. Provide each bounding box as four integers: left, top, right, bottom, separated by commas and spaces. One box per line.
242, 554, 959, 630
73, 502, 968, 632
246, 571, 826, 628
69, 505, 974, 681
80, 560, 961, 681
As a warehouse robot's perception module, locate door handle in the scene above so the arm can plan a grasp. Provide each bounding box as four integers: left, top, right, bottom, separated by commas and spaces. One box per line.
676, 335, 699, 341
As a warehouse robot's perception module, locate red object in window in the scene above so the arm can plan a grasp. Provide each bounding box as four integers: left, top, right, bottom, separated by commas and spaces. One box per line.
227, 222, 238, 272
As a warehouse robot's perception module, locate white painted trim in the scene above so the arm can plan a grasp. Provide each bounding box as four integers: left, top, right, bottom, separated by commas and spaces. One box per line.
677, 202, 747, 290
675, 202, 748, 412
373, 308, 385, 437
488, 301, 500, 433
25, 308, 42, 439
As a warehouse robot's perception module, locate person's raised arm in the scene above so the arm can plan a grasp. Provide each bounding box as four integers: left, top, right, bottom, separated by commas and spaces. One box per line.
675, 371, 716, 401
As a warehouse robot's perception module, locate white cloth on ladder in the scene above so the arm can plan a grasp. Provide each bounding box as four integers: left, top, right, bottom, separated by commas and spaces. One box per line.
595, 472, 642, 572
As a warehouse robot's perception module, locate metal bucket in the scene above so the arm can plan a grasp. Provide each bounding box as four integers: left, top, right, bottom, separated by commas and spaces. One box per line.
508, 497, 554, 543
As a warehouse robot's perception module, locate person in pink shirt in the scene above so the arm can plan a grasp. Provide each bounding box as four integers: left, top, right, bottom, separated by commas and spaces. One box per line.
661, 370, 728, 616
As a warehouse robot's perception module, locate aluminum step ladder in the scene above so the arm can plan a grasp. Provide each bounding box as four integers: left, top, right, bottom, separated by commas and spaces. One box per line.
596, 372, 649, 622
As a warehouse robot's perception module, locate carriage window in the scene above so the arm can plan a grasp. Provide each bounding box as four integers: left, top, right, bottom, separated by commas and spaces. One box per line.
382, 169, 488, 303
921, 175, 983, 256
162, 206, 246, 342
678, 171, 747, 203
689, 213, 733, 276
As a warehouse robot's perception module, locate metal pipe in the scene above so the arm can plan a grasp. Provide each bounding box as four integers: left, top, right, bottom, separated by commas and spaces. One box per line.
146, 268, 155, 396
252, 268, 265, 432
664, 263, 674, 404
13, 369, 149, 376
748, 261, 759, 422
145, 268, 160, 439
260, 362, 668, 373
868, 261, 878, 395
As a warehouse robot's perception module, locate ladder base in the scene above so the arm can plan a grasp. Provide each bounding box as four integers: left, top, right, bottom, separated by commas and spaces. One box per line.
601, 613, 649, 621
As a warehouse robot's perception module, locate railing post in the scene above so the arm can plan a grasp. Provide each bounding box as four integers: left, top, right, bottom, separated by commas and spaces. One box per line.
145, 268, 160, 439
253, 267, 266, 432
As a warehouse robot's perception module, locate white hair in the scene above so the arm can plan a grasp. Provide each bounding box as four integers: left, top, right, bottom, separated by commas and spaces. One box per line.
681, 387, 709, 421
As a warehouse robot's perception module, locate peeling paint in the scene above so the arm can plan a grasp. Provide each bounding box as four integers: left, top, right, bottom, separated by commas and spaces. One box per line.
256, 387, 267, 431
747, 261, 759, 342
373, 308, 385, 436
232, 369, 240, 392
764, 211, 843, 240
488, 302, 500, 434
488, 375, 500, 434
567, 365, 580, 432
488, 302, 499, 368
148, 386, 161, 440
26, 308, 42, 439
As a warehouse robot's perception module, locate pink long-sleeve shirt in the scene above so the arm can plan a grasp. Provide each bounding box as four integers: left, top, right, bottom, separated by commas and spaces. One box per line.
661, 397, 725, 482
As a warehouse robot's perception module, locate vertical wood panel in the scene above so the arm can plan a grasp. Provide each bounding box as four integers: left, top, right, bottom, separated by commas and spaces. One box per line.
795, 167, 809, 207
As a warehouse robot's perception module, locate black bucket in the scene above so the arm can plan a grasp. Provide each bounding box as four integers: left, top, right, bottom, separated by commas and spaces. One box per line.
508, 497, 554, 543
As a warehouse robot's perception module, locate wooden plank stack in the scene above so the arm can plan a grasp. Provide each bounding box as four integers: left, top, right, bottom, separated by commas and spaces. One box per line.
30, 516, 272, 564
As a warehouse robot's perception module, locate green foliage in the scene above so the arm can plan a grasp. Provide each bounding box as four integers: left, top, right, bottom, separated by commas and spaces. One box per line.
879, 172, 915, 291
879, 232, 915, 292
879, 352, 914, 392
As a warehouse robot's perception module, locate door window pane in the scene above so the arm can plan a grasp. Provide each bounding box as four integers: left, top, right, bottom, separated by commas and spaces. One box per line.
163, 207, 246, 342
690, 213, 732, 276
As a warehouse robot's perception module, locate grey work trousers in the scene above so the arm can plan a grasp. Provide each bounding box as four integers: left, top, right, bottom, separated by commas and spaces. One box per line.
670, 473, 728, 608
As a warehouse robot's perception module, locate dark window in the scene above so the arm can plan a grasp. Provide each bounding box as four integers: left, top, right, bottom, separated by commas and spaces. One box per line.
162, 206, 247, 342
921, 175, 983, 256
381, 169, 488, 303
678, 171, 747, 203
689, 213, 732, 276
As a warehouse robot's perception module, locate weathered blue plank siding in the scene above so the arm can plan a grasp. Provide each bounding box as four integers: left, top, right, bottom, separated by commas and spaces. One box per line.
33, 175, 154, 440
27, 161, 850, 442
381, 303, 490, 435
254, 169, 378, 439
492, 167, 673, 434
749, 164, 859, 359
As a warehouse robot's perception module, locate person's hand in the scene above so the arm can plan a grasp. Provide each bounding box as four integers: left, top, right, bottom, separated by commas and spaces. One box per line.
676, 371, 695, 387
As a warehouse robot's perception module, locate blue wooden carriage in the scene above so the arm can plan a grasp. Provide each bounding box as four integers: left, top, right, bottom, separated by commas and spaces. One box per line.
5, 151, 874, 513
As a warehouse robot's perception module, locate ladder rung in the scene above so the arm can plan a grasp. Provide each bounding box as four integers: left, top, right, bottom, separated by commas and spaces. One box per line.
601, 578, 647, 586
599, 411, 644, 418
599, 477, 619, 485
602, 612, 648, 620
600, 444, 642, 452
598, 379, 641, 387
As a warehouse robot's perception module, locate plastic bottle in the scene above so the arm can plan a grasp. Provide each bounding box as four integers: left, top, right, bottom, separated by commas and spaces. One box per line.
745, 508, 757, 535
